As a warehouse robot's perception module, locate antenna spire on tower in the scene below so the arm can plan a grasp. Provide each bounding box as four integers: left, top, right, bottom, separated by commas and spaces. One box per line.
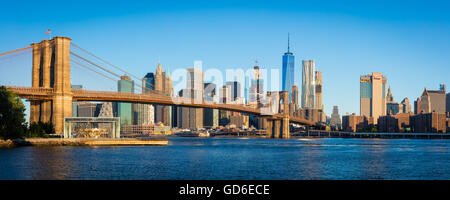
287, 33, 290, 53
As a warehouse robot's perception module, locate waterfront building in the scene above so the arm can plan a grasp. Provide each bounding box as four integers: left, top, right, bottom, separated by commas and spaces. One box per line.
378, 113, 411, 132
301, 60, 315, 108
118, 75, 134, 126
410, 111, 446, 133
419, 84, 446, 114
282, 34, 295, 102
342, 113, 374, 132
360, 72, 387, 124
315, 71, 323, 110
330, 106, 342, 130
230, 115, 249, 129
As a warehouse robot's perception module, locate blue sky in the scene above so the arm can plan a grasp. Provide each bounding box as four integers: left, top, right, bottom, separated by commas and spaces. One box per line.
0, 0, 449, 116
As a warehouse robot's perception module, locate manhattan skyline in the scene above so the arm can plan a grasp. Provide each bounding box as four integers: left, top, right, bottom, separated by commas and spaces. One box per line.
0, 0, 449, 116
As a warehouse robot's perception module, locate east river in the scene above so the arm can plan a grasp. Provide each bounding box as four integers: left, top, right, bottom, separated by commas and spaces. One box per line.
1, 137, 450, 180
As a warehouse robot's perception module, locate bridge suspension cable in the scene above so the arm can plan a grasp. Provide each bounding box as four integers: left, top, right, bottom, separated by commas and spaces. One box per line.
71, 59, 119, 83
70, 42, 157, 91
0, 46, 31, 57
70, 51, 122, 78
70, 52, 143, 92
71, 43, 142, 81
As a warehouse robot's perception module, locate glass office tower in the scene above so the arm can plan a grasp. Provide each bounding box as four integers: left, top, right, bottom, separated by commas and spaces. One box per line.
282, 35, 295, 102
118, 75, 134, 126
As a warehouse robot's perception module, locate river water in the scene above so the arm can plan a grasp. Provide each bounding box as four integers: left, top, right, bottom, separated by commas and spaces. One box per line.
1, 137, 450, 180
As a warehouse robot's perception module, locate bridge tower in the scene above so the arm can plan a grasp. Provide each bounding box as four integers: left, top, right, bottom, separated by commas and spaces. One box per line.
264, 91, 290, 139
280, 91, 290, 139
30, 36, 72, 134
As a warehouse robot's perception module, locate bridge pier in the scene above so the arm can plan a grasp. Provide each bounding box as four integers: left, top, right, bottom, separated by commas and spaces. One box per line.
265, 119, 273, 138
30, 36, 72, 134
263, 91, 290, 139
282, 117, 289, 138
273, 120, 281, 138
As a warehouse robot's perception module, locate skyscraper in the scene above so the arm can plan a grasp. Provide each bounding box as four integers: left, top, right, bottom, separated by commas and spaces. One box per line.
401, 98, 411, 114
282, 34, 295, 102
154, 62, 173, 126
220, 85, 231, 104
446, 92, 450, 116
140, 72, 156, 125
187, 67, 204, 128
133, 104, 154, 125
226, 81, 241, 102
414, 98, 421, 114
203, 83, 218, 128
244, 76, 249, 104
142, 72, 155, 93
249, 65, 264, 104
118, 75, 134, 126
330, 106, 342, 129
360, 72, 387, 124
71, 85, 83, 117
292, 85, 299, 106
419, 84, 446, 114
302, 60, 315, 108
219, 85, 232, 126
314, 71, 323, 110
386, 86, 401, 115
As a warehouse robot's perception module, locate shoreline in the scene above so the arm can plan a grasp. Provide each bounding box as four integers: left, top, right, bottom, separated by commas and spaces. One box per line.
0, 138, 168, 148
3, 133, 450, 148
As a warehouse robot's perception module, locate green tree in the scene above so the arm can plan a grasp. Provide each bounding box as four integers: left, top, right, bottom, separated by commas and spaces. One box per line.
28, 121, 54, 138
0, 86, 27, 139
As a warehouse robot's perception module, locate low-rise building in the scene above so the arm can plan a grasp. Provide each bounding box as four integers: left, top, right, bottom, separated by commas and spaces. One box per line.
410, 112, 446, 133
342, 113, 374, 132
378, 113, 412, 132
230, 115, 249, 129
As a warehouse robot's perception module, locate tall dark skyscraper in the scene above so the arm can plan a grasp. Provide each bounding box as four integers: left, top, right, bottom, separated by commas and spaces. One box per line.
282, 34, 295, 102
142, 72, 155, 93
226, 81, 241, 102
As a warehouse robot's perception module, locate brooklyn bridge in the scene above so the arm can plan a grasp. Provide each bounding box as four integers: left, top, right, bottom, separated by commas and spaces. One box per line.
0, 36, 320, 139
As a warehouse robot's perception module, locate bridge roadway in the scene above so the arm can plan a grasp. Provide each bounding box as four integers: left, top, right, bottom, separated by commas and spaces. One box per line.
6, 86, 316, 126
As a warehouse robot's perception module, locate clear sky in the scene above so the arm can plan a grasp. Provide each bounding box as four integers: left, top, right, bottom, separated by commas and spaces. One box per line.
0, 0, 449, 116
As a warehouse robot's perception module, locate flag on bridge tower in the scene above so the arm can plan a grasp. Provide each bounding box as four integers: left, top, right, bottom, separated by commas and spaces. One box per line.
45, 29, 51, 39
